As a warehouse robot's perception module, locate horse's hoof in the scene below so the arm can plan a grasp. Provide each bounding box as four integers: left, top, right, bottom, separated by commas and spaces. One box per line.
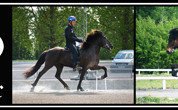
99, 75, 107, 80
30, 88, 34, 92
64, 86, 70, 90
172, 71, 178, 77
77, 87, 85, 91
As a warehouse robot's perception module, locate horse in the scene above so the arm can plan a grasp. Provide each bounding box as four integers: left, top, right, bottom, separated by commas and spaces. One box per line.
166, 28, 178, 77
23, 30, 113, 91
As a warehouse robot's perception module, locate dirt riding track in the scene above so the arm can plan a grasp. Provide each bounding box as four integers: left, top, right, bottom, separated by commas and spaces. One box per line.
13, 90, 133, 104
13, 61, 133, 104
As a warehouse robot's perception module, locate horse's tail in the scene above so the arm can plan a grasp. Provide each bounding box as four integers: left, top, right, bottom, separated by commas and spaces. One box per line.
23, 50, 48, 79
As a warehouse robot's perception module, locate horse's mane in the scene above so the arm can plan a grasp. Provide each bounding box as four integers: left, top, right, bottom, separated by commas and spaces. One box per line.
169, 28, 178, 40
81, 30, 103, 50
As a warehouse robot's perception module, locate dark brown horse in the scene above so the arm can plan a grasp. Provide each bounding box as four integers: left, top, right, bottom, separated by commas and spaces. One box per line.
166, 28, 178, 77
23, 30, 113, 91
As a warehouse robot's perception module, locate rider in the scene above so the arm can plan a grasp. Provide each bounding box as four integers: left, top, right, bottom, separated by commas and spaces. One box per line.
65, 16, 83, 71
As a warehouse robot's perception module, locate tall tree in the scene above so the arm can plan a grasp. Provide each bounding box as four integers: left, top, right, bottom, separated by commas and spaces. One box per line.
136, 6, 178, 69
12, 7, 34, 60
12, 6, 134, 60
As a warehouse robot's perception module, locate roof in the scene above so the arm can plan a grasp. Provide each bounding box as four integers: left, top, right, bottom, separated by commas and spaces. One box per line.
118, 50, 134, 53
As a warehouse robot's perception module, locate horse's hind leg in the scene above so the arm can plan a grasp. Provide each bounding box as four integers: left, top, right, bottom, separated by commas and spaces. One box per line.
171, 64, 178, 77
30, 66, 51, 92
55, 64, 70, 90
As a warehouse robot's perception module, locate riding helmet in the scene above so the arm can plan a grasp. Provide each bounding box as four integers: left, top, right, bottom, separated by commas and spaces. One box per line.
68, 16, 77, 22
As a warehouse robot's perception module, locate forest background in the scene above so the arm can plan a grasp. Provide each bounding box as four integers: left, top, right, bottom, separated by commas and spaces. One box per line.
136, 6, 178, 69
12, 6, 134, 60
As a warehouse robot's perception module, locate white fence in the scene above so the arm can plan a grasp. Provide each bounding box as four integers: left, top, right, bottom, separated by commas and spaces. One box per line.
137, 77, 178, 90
136, 69, 172, 75
13, 61, 134, 91
70, 61, 133, 80
77, 61, 133, 90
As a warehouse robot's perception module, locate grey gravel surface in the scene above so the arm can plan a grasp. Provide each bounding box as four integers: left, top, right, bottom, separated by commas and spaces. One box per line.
13, 90, 133, 104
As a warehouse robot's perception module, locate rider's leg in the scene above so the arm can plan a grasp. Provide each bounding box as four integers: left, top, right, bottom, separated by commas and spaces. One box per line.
69, 44, 82, 71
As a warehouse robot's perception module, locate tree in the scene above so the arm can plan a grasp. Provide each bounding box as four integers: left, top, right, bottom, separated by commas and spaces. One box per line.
12, 7, 34, 60
91, 6, 134, 59
136, 7, 178, 69
12, 6, 134, 60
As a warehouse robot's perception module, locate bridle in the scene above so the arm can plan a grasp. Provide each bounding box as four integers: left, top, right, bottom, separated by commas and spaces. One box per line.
168, 28, 178, 53
170, 39, 175, 52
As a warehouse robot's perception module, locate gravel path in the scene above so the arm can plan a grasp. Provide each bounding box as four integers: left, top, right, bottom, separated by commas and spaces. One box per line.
136, 89, 178, 98
13, 90, 133, 104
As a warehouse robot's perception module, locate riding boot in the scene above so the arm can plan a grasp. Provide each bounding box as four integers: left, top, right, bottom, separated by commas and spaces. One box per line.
76, 55, 82, 71
73, 60, 82, 71
73, 61, 77, 71
76, 62, 83, 71
73, 63, 82, 71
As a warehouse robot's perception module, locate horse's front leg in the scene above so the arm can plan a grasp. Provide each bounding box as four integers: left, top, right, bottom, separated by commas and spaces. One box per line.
91, 66, 107, 80
77, 68, 87, 91
171, 64, 178, 77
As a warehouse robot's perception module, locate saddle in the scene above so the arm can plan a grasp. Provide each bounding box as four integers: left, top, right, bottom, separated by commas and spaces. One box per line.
64, 46, 81, 60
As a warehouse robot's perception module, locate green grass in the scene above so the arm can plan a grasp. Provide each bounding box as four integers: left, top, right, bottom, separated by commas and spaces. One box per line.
136, 80, 178, 89
136, 96, 178, 104
136, 72, 178, 89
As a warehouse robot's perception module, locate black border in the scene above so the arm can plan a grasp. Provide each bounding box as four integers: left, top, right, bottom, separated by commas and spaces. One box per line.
0, 5, 12, 105
133, 5, 136, 105
0, 1, 178, 3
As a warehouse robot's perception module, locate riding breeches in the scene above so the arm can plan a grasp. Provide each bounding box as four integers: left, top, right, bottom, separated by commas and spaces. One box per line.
67, 44, 80, 68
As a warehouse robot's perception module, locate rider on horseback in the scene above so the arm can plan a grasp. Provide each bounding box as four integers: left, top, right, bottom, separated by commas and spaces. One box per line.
65, 16, 83, 71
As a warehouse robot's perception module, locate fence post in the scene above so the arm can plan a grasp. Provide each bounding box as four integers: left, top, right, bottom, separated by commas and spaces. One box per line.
163, 79, 166, 90
95, 70, 98, 91
138, 70, 140, 75
105, 78, 107, 90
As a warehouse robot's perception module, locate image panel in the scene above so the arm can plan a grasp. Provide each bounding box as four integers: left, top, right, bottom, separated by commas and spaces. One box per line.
136, 6, 178, 104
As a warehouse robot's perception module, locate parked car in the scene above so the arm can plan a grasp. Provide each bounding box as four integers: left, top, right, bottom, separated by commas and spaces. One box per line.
110, 50, 134, 73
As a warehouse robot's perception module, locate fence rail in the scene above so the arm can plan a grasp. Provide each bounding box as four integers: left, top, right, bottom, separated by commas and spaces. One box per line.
136, 69, 172, 75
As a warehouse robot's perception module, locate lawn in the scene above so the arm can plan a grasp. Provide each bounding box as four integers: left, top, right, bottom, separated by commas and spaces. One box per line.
136, 73, 178, 104
136, 72, 178, 89
136, 96, 178, 104
136, 80, 178, 89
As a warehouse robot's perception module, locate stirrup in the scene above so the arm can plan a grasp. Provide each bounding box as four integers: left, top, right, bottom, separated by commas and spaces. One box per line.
76, 64, 83, 71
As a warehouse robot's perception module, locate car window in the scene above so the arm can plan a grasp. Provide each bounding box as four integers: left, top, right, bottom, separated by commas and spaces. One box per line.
115, 53, 127, 59
125, 53, 133, 59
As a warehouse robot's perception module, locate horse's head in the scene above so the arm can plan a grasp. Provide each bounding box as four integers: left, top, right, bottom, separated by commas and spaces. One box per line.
82, 30, 113, 50
93, 30, 113, 50
166, 28, 178, 54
